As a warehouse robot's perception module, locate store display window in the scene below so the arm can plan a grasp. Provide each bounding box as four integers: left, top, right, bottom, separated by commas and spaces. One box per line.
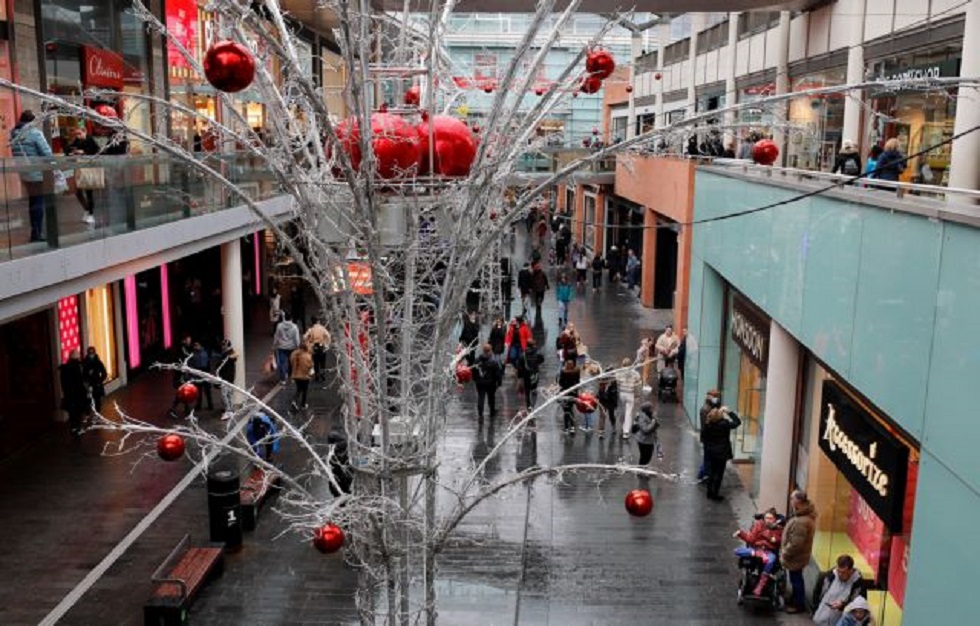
786, 67, 845, 171
84, 286, 118, 383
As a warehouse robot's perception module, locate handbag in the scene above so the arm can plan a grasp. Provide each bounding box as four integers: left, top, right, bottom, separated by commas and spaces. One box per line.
53, 169, 69, 194
263, 354, 276, 375
76, 167, 106, 190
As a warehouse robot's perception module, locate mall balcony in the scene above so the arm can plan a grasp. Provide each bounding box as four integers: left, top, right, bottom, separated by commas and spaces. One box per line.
512, 146, 615, 185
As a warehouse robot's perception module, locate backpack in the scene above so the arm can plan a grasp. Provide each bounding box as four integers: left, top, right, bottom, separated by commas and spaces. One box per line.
842, 157, 860, 176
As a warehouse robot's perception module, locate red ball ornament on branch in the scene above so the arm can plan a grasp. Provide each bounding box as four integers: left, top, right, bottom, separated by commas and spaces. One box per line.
482, 81, 495, 94
417, 115, 477, 177
626, 85, 634, 93
585, 49, 616, 80
575, 392, 598, 413
579, 75, 603, 95
312, 523, 345, 554
335, 113, 422, 179
752, 139, 780, 166
625, 489, 654, 517
654, 73, 663, 81
203, 41, 255, 93
592, 127, 599, 136
157, 433, 186, 462
93, 103, 118, 120
534, 87, 545, 96
176, 383, 199, 406
455, 364, 473, 384
404, 85, 421, 106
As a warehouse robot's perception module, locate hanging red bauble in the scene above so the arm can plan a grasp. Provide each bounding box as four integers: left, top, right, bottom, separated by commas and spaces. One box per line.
455, 364, 473, 384
203, 41, 255, 93
404, 85, 421, 106
417, 115, 477, 177
625, 489, 654, 517
579, 75, 603, 95
335, 113, 421, 179
176, 382, 199, 406
575, 392, 598, 413
752, 139, 780, 166
626, 85, 634, 93
471, 125, 480, 134
157, 433, 186, 462
534, 88, 545, 96
654, 73, 663, 81
585, 49, 616, 80
592, 127, 599, 136
582, 138, 591, 147
482, 81, 495, 94
572, 92, 579, 98
312, 523, 345, 554
93, 103, 118, 119
489, 210, 498, 221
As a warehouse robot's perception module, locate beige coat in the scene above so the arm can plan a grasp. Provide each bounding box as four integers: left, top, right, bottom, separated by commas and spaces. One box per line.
304, 323, 331, 350
290, 348, 314, 381
780, 500, 818, 571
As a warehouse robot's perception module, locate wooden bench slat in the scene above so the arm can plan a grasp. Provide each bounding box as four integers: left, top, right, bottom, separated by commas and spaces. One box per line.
150, 547, 222, 600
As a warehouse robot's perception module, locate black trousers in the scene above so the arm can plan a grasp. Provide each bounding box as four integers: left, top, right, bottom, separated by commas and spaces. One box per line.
637, 442, 654, 465
476, 386, 496, 418
706, 453, 728, 498
195, 382, 214, 410
562, 401, 575, 430
592, 272, 602, 288
312, 345, 327, 380
294, 379, 310, 406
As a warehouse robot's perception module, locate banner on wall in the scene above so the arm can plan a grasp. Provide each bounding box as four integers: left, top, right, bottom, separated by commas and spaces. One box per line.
819, 380, 909, 532
166, 0, 199, 73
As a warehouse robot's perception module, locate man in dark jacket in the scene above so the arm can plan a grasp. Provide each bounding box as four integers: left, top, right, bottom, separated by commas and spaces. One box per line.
517, 262, 532, 314
82, 347, 108, 412
459, 311, 480, 365
531, 264, 550, 314
473, 344, 503, 419
60, 348, 89, 438
517, 338, 544, 411
189, 341, 214, 411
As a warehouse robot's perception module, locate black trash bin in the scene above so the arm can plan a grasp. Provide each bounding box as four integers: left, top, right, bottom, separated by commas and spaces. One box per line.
207, 468, 243, 551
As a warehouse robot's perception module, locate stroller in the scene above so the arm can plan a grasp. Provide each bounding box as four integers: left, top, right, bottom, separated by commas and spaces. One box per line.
657, 364, 679, 402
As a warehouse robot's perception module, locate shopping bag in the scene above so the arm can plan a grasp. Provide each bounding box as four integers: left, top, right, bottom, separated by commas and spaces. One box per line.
53, 169, 69, 194
263, 354, 276, 375
76, 167, 106, 190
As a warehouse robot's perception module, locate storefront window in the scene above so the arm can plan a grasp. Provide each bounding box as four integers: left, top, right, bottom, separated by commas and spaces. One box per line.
800, 360, 917, 626
786, 67, 845, 171
721, 290, 768, 499
84, 286, 119, 382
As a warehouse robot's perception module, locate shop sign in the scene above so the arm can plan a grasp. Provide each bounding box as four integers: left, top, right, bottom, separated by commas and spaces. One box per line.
82, 46, 124, 89
819, 380, 909, 532
879, 59, 960, 83
730, 293, 769, 372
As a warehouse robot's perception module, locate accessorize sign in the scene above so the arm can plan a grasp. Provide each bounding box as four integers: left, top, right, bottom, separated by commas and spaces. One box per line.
730, 292, 769, 372
82, 46, 124, 89
819, 380, 909, 532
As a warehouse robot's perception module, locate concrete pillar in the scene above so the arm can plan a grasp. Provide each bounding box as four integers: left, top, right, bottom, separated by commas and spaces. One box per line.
948, 0, 980, 202
758, 321, 800, 511
654, 21, 669, 126
723, 14, 740, 131
641, 208, 657, 308
221, 239, 246, 389
626, 33, 643, 139
594, 191, 606, 252
685, 14, 705, 119
842, 0, 867, 149
772, 12, 791, 165
573, 185, 585, 244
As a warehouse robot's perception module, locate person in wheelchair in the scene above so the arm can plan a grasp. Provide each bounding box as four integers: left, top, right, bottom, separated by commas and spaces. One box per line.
733, 507, 784, 597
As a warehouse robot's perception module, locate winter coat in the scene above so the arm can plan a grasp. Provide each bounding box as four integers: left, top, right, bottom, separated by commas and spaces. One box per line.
247, 413, 280, 456
459, 317, 480, 347
273, 320, 301, 351
633, 409, 659, 444
189, 347, 211, 373
615, 369, 641, 398
591, 256, 605, 272
488, 324, 506, 355
597, 378, 619, 408
519, 347, 544, 389
831, 151, 862, 176
82, 355, 108, 399
59, 358, 89, 413
557, 368, 581, 404
556, 283, 573, 303
780, 500, 818, 571
556, 332, 578, 361
517, 268, 532, 293
505, 322, 531, 352
531, 268, 549, 294
736, 518, 783, 552
813, 568, 865, 626
304, 323, 331, 350
876, 149, 906, 181
473, 354, 502, 390
700, 409, 741, 460
10, 123, 53, 182
68, 136, 100, 156
215, 347, 238, 384
836, 596, 873, 626
290, 348, 314, 381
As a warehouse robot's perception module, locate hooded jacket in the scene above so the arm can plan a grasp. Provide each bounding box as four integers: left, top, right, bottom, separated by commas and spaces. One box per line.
273, 319, 301, 351
812, 567, 865, 626
837, 595, 873, 626
10, 122, 53, 183
633, 407, 659, 445
780, 500, 818, 570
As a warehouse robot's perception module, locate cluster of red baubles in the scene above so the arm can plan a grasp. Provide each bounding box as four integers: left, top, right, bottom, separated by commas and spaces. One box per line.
578, 49, 616, 95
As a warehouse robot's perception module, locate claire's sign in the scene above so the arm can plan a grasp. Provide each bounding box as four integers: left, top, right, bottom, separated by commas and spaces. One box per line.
730, 292, 769, 372
819, 380, 909, 532
82, 46, 124, 89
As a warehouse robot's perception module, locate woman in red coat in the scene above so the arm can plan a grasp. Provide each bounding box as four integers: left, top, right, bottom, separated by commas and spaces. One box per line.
733, 508, 784, 596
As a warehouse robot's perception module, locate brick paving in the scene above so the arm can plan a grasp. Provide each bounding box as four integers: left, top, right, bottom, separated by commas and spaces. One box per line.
0, 237, 811, 625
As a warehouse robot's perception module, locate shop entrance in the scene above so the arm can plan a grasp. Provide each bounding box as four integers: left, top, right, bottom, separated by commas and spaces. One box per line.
653, 222, 678, 309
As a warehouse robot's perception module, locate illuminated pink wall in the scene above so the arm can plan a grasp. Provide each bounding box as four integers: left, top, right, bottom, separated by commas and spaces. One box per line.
160, 264, 172, 349
254, 231, 262, 295
57, 296, 80, 363
124, 275, 140, 369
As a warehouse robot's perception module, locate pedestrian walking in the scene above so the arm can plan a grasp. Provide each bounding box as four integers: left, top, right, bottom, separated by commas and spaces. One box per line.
616, 358, 641, 438
517, 262, 532, 314
488, 317, 506, 365
556, 327, 578, 364
876, 137, 906, 182
247, 412, 280, 462
531, 263, 550, 314
591, 253, 604, 291
607, 246, 620, 283
781, 490, 819, 613
169, 335, 195, 418
574, 252, 589, 289
273, 312, 302, 384
702, 403, 742, 501
636, 337, 653, 389
304, 316, 331, 382
472, 344, 503, 419
458, 310, 481, 366
697, 389, 721, 482
556, 274, 573, 328
504, 315, 531, 369
625, 249, 640, 291
82, 346, 108, 413
215, 338, 239, 418
290, 343, 314, 410
557, 358, 581, 435
578, 362, 600, 432
10, 110, 54, 242
831, 139, 862, 177
632, 402, 660, 465
596, 373, 619, 439
59, 348, 89, 438
865, 145, 883, 179
189, 341, 214, 411
269, 288, 282, 325
517, 338, 544, 411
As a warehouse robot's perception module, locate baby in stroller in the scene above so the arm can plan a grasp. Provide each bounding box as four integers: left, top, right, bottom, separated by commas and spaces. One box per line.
734, 508, 785, 606
657, 364, 679, 402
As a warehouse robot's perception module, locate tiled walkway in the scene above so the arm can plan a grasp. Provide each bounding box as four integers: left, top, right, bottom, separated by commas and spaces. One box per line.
0, 235, 810, 625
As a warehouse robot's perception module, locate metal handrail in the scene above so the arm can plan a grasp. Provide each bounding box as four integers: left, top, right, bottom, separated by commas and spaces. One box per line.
150, 533, 192, 600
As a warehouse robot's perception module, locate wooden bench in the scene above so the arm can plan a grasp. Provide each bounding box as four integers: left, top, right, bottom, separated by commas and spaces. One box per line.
144, 534, 224, 626
240, 466, 282, 531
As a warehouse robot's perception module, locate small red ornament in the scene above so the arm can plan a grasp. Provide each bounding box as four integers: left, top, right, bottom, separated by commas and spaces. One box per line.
157, 433, 186, 462
534, 88, 545, 96
575, 392, 598, 413
572, 92, 579, 98
377, 103, 389, 113
93, 103, 118, 119
456, 364, 473, 384
654, 73, 662, 81
176, 383, 199, 406
585, 49, 616, 80
203, 41, 255, 93
752, 139, 780, 166
592, 127, 599, 136
482, 81, 495, 94
582, 138, 591, 147
471, 125, 480, 133
625, 489, 654, 517
579, 75, 603, 95
626, 85, 634, 93
312, 523, 345, 554
417, 115, 477, 177
404, 85, 421, 106
335, 113, 421, 179
489, 210, 498, 221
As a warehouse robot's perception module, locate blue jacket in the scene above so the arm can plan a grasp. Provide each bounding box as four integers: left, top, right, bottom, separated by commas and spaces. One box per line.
556, 283, 573, 303
10, 123, 53, 183
876, 149, 905, 182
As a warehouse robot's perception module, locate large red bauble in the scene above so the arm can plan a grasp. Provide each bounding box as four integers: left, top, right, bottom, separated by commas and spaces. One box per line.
455, 364, 473, 384
575, 392, 598, 413
752, 139, 780, 166
203, 41, 255, 93
93, 104, 118, 119
335, 113, 421, 179
312, 523, 345, 554
404, 85, 421, 106
585, 49, 616, 80
579, 75, 603, 95
625, 489, 654, 517
176, 383, 199, 406
417, 115, 477, 177
157, 433, 186, 461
